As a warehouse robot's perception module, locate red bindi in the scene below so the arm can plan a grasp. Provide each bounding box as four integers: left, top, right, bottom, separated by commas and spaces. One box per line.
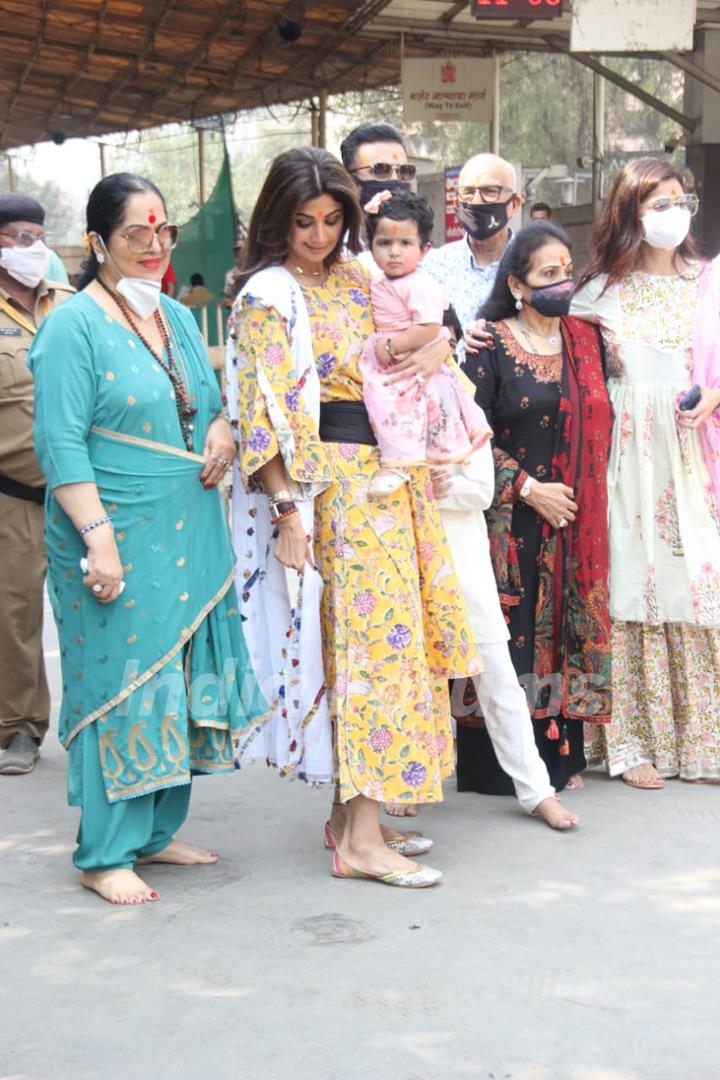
148, 211, 157, 224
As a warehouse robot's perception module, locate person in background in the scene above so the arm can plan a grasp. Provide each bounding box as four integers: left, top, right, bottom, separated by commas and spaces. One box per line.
180, 272, 213, 307
160, 259, 176, 297
0, 193, 74, 775
223, 241, 244, 307
47, 248, 70, 284
463, 221, 613, 795
27, 172, 266, 904
339, 121, 416, 212
424, 153, 522, 362
572, 157, 720, 788
530, 202, 552, 221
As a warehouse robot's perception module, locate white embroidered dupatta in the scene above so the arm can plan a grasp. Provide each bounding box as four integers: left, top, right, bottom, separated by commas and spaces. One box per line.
226, 266, 333, 783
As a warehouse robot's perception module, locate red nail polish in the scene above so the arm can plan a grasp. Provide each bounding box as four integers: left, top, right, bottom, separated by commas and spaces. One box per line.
150, 891, 159, 899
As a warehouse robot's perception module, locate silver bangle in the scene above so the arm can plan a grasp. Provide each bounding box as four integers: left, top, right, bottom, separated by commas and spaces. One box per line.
79, 515, 113, 536
268, 489, 293, 506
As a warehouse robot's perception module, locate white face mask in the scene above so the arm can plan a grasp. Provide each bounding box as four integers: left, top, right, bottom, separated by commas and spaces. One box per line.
116, 276, 162, 320
641, 207, 691, 251
97, 237, 162, 319
0, 239, 50, 287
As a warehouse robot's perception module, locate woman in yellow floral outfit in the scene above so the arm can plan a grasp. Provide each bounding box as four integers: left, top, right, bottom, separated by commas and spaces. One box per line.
228, 148, 480, 887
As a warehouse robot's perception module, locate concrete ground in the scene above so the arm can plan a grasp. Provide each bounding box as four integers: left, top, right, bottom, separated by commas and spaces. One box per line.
1, 611, 719, 1080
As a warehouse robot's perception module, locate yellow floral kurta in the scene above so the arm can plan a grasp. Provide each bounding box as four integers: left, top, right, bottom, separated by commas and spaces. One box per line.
233, 260, 480, 804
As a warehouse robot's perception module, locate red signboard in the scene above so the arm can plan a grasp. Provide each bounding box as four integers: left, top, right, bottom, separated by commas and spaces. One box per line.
444, 167, 463, 243
471, 0, 562, 18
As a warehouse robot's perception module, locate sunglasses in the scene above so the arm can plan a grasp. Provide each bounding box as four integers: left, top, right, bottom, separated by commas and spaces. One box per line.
352, 162, 417, 182
645, 194, 699, 216
117, 223, 180, 253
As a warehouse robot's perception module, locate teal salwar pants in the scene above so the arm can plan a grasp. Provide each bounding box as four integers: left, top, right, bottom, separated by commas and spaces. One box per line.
70, 723, 191, 873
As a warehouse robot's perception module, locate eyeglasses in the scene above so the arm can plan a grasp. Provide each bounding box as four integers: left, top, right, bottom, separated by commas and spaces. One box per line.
645, 194, 699, 216
458, 185, 514, 203
117, 223, 180, 253
351, 162, 417, 182
0, 229, 51, 247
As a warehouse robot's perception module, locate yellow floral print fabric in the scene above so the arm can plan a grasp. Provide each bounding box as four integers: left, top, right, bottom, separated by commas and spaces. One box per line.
232, 260, 480, 804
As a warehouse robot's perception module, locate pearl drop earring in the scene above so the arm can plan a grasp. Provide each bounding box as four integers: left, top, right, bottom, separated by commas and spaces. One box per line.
95, 251, 105, 264
515, 296, 522, 311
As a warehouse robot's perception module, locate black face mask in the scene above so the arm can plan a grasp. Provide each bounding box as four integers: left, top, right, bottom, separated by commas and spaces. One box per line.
456, 198, 512, 241
528, 278, 575, 317
358, 178, 410, 209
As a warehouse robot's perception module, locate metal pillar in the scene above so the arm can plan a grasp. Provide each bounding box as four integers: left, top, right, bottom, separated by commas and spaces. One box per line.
310, 100, 319, 147
490, 53, 500, 155
6, 155, 14, 192
198, 127, 206, 205
99, 142, 107, 178
683, 27, 720, 256
318, 88, 328, 150
591, 70, 605, 216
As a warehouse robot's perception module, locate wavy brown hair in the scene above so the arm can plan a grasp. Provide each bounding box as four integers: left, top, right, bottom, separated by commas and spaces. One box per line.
237, 147, 363, 290
577, 157, 699, 293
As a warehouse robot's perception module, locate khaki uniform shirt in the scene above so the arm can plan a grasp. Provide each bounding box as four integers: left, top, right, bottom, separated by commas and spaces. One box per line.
0, 279, 74, 488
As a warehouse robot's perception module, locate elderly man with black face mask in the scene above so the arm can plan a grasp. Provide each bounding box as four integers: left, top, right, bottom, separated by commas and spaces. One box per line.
425, 154, 522, 361
0, 193, 74, 774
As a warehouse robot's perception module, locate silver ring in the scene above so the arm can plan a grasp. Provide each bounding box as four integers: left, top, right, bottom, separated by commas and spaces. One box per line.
92, 583, 104, 593
558, 517, 568, 528
219, 458, 230, 467
416, 373, 426, 387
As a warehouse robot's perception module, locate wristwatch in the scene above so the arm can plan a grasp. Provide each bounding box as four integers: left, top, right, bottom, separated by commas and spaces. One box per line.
518, 476, 536, 501
269, 499, 297, 522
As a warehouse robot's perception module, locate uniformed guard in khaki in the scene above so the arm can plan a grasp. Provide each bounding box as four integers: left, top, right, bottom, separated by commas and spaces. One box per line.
0, 193, 74, 767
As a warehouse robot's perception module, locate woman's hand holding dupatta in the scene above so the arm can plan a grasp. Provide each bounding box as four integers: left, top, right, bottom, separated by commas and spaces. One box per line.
676, 386, 720, 430
274, 513, 314, 573
201, 416, 236, 488
524, 481, 578, 530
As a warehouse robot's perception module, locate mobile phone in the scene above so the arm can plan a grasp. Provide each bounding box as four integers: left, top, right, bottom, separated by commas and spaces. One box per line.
678, 383, 702, 411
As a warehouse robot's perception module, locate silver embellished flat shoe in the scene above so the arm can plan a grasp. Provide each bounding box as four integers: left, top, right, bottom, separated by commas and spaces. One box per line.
331, 851, 442, 888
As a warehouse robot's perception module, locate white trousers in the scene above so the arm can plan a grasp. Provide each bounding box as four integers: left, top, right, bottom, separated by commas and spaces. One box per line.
470, 641, 556, 813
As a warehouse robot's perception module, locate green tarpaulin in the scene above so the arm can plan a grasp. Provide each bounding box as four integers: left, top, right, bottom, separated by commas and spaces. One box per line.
171, 147, 236, 346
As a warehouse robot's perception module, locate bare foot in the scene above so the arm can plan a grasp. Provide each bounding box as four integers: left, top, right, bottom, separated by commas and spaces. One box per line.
534, 796, 579, 830
564, 774, 585, 790
385, 801, 419, 818
622, 764, 665, 789
136, 840, 219, 866
80, 868, 158, 905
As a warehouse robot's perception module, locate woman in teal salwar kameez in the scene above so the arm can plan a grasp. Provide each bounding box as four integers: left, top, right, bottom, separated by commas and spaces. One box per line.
28, 174, 266, 905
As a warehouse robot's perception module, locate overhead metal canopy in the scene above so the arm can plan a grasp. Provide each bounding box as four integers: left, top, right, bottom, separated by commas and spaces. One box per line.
1, 0, 720, 151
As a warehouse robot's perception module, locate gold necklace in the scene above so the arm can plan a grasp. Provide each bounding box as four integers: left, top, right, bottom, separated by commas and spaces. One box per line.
292, 263, 323, 277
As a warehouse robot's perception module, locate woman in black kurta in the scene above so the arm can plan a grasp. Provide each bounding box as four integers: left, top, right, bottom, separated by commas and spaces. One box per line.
459, 223, 612, 794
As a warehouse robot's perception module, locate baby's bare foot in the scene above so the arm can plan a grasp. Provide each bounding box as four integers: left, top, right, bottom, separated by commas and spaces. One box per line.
80, 868, 158, 905
136, 840, 219, 866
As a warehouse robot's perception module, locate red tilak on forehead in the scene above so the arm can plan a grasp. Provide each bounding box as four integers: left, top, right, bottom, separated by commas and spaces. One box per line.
390, 222, 399, 234
148, 210, 157, 224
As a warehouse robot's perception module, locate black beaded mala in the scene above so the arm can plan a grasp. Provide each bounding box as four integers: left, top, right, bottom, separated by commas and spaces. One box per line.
98, 279, 198, 451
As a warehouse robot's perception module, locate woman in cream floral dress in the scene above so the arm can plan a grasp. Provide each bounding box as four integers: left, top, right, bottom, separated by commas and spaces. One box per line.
227, 148, 480, 886
572, 158, 720, 787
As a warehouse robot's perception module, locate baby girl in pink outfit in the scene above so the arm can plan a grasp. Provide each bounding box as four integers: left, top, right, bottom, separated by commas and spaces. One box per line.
362, 191, 490, 495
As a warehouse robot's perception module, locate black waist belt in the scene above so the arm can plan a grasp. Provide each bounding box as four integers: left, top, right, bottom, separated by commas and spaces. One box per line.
319, 400, 377, 445
0, 473, 46, 505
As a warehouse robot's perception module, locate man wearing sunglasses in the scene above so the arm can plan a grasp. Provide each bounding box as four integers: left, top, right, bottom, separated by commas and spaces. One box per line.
0, 193, 74, 775
425, 153, 522, 361
340, 121, 417, 212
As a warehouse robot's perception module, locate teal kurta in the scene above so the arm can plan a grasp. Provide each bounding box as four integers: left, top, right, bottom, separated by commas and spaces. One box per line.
28, 291, 267, 805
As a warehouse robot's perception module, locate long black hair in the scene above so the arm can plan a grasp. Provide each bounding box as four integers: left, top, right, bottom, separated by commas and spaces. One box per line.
237, 147, 363, 291
480, 220, 572, 322
78, 172, 165, 290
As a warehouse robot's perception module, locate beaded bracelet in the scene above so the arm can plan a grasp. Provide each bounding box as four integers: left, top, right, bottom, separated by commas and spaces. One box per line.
79, 515, 113, 536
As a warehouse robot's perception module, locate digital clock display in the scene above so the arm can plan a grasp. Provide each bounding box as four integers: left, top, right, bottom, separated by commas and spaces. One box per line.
471, 0, 562, 18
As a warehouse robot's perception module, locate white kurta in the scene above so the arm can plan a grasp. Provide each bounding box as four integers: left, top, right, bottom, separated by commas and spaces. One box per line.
571, 270, 720, 628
